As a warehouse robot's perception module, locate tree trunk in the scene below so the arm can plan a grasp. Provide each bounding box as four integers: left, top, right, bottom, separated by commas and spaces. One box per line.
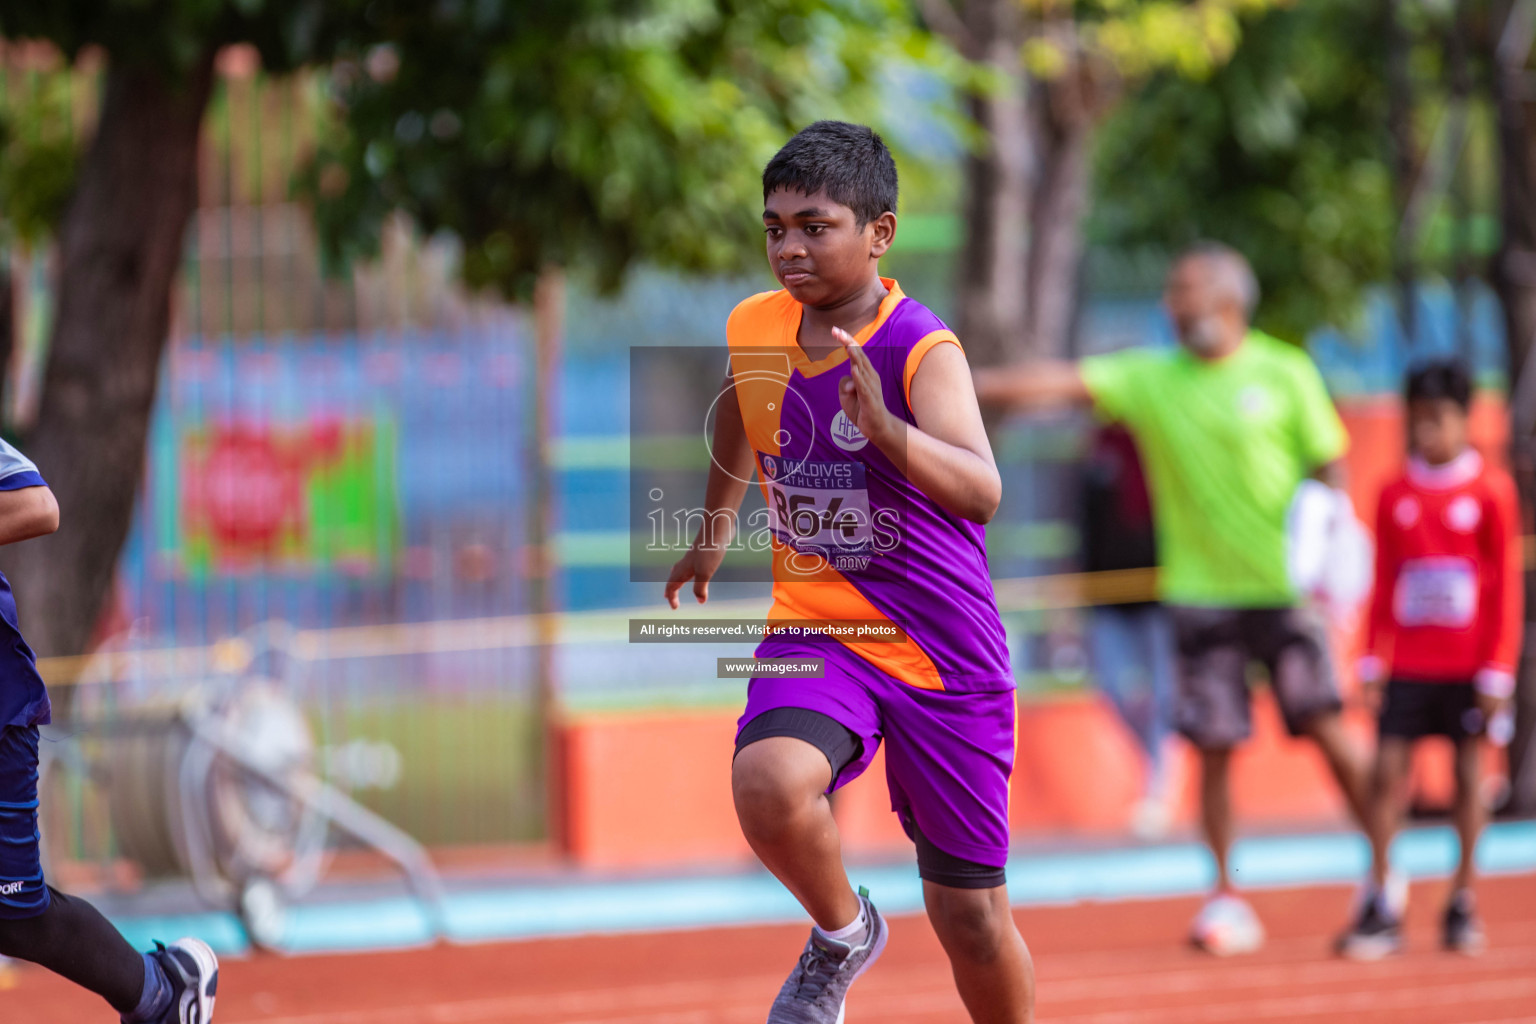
1489, 2, 1536, 814
0, 57, 215, 673
1386, 0, 1420, 343
1023, 42, 1100, 360
953, 0, 1029, 373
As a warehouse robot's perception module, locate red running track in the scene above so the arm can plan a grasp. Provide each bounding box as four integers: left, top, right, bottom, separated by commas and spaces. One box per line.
3, 875, 1534, 1022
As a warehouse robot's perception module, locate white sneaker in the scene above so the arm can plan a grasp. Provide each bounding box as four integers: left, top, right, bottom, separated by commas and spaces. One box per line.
1190, 894, 1266, 956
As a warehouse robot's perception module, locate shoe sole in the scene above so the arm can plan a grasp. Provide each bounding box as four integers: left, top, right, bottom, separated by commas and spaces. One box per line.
168, 937, 219, 1023
1338, 936, 1404, 962
832, 913, 889, 1024
1190, 931, 1265, 957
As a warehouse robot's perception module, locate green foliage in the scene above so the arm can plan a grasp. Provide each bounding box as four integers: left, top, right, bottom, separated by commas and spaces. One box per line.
0, 0, 368, 78
1021, 0, 1278, 81
0, 74, 78, 247
300, 0, 964, 299
1090, 1, 1395, 340
0, 0, 376, 241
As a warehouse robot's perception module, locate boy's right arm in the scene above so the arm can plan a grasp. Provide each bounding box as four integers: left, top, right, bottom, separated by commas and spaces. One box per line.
972, 361, 1093, 410
0, 485, 59, 546
664, 372, 754, 609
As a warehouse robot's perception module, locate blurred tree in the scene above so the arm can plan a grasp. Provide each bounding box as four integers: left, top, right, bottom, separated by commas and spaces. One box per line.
301, 0, 961, 298
918, 0, 1029, 371
0, 2, 369, 666
0, 0, 959, 665
921, 0, 1273, 369
1091, 1, 1396, 343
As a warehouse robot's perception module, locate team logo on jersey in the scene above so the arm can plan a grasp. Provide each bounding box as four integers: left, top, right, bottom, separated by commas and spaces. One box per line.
1393, 496, 1421, 528
760, 454, 779, 479
830, 409, 868, 452
1446, 494, 1482, 533
1236, 385, 1273, 419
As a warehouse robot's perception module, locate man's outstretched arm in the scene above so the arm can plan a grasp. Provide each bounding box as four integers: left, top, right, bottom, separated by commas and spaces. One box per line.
972, 361, 1093, 409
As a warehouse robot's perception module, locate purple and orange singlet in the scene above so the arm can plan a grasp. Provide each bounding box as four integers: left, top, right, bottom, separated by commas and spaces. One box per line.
726, 279, 1012, 694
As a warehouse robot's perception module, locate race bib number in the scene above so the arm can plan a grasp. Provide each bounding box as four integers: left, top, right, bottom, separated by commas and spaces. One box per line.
759, 453, 872, 557
1394, 557, 1477, 629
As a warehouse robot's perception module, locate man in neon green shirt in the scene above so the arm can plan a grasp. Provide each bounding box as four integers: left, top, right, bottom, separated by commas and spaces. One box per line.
977, 242, 1372, 955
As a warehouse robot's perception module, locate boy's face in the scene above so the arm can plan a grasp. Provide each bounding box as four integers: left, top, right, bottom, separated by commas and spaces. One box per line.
1407, 396, 1470, 466
763, 187, 895, 306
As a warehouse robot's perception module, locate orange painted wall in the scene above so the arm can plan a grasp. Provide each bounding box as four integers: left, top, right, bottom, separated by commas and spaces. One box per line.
559, 694, 1379, 869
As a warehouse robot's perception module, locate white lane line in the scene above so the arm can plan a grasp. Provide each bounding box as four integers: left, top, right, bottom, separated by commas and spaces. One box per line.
227, 919, 1536, 1023
230, 940, 1536, 1024
1044, 975, 1536, 1024
1045, 944, 1536, 1003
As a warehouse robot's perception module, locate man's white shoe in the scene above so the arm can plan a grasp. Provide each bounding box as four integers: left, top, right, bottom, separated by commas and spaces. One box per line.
1190, 894, 1265, 956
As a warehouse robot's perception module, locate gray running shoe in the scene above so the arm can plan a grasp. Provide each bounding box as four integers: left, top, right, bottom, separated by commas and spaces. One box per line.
768, 890, 887, 1024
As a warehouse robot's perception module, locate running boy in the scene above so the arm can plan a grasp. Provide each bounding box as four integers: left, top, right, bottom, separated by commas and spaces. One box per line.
1338, 361, 1523, 959
665, 121, 1033, 1022
0, 437, 218, 1021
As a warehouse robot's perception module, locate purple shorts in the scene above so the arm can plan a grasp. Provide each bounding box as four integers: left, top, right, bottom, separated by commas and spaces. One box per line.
737, 637, 1017, 868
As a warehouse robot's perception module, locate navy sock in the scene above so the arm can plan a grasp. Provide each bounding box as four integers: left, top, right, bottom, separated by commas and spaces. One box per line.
121, 952, 172, 1024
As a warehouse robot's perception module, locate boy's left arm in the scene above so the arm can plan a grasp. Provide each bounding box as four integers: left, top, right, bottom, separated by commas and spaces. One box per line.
0, 485, 59, 546
1476, 476, 1525, 714
0, 438, 57, 545
836, 329, 1000, 524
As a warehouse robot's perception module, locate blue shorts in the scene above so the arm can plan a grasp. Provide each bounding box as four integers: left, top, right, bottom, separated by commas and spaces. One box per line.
0, 725, 49, 919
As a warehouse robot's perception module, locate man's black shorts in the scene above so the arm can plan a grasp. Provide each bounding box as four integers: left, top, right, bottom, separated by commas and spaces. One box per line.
1169, 605, 1342, 749
1379, 679, 1484, 741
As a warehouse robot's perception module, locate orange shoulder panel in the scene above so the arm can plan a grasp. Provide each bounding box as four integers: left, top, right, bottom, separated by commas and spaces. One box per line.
902, 329, 962, 409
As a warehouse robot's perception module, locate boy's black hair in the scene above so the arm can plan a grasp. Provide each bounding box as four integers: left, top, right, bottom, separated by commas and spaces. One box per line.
1405, 359, 1472, 411
762, 121, 898, 227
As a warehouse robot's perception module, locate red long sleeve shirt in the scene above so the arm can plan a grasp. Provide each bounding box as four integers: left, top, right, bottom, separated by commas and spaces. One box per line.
1365, 449, 1524, 688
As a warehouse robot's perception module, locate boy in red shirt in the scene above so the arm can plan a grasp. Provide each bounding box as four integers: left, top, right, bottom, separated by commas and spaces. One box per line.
1339, 360, 1523, 959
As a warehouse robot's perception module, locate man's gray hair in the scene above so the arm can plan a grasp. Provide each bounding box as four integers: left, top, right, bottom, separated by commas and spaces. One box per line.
1176, 240, 1260, 318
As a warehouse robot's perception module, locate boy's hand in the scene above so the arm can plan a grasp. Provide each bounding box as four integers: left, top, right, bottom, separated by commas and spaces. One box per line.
664, 541, 728, 609
835, 327, 898, 450
1475, 689, 1510, 724
1477, 692, 1515, 747
1474, 668, 1517, 746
